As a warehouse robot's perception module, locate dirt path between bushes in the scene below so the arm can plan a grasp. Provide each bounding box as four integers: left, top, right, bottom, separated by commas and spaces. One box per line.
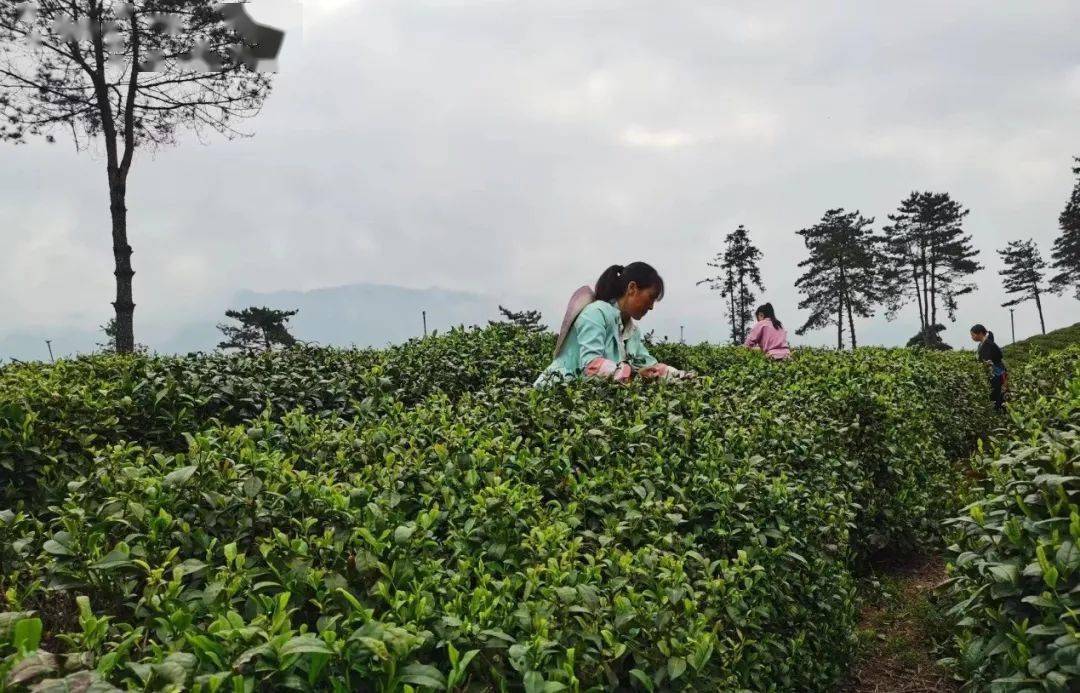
843, 555, 958, 693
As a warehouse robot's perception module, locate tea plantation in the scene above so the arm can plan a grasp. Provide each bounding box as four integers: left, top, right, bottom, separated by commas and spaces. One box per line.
942, 346, 1080, 691
0, 327, 1075, 691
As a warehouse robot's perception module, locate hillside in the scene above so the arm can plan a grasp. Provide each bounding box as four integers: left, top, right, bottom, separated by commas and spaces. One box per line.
1004, 321, 1080, 367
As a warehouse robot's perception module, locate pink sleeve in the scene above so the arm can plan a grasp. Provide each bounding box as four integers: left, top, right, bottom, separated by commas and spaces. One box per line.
584, 357, 617, 377
584, 357, 632, 383
744, 322, 763, 347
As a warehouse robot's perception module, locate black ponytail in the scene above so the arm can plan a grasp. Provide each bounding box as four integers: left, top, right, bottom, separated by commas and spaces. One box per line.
756, 303, 782, 330
594, 262, 665, 302
971, 324, 993, 342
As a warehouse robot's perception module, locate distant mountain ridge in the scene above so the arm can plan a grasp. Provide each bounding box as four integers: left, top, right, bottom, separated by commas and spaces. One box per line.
230, 283, 500, 348
0, 282, 505, 361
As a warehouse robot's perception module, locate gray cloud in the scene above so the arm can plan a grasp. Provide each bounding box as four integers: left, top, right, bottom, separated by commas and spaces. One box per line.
2, 0, 1079, 358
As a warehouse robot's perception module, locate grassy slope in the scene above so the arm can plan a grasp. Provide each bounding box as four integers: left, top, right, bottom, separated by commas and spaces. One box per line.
1003, 321, 1080, 368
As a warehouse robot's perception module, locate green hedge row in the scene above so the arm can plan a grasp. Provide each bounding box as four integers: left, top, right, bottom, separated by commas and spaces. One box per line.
0, 328, 771, 508
943, 346, 1080, 692
0, 332, 993, 690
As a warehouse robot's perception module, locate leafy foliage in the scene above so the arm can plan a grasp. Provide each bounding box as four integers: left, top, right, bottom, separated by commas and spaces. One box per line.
0, 328, 997, 690
942, 347, 1080, 691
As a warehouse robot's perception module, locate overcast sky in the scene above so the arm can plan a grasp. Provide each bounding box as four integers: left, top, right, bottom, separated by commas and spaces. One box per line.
2, 0, 1078, 356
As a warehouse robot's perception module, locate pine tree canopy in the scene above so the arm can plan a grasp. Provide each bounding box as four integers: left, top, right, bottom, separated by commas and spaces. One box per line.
998, 239, 1049, 334
794, 208, 880, 349
217, 306, 299, 352
697, 225, 764, 344
490, 305, 545, 332
1050, 157, 1080, 300
879, 191, 980, 329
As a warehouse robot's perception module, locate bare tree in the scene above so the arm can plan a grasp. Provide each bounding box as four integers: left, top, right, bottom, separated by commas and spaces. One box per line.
1, 1, 277, 352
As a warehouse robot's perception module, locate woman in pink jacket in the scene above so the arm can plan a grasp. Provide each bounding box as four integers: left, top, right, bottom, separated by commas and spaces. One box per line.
744, 303, 791, 360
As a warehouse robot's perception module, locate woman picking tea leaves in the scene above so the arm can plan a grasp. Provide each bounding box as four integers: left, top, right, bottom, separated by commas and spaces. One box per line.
970, 323, 1007, 411
535, 262, 693, 385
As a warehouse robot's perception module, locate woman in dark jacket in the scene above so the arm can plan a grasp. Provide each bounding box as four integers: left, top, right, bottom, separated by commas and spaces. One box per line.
970, 324, 1006, 411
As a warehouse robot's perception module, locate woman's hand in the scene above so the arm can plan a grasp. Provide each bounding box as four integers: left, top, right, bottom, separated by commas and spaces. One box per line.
637, 364, 696, 382
637, 364, 666, 381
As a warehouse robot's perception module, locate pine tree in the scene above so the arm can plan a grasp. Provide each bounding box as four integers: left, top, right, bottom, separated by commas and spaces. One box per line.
998, 239, 1050, 335
217, 307, 299, 353
794, 209, 880, 350
1050, 157, 1080, 300
489, 305, 545, 333
697, 225, 764, 344
880, 192, 980, 330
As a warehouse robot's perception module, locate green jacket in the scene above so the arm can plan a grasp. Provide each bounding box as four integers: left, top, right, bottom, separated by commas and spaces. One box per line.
535, 300, 658, 385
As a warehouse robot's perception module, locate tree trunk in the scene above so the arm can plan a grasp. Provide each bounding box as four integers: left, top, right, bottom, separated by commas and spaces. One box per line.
728, 287, 737, 345
737, 269, 747, 342
836, 297, 844, 349
87, 4, 137, 354
1034, 286, 1045, 334
837, 265, 847, 350
846, 292, 857, 349
920, 241, 930, 330
930, 261, 938, 326
912, 262, 925, 329
108, 170, 136, 353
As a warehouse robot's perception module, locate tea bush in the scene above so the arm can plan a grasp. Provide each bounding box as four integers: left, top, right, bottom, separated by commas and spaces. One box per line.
0, 325, 556, 505
943, 346, 1080, 691
0, 329, 997, 691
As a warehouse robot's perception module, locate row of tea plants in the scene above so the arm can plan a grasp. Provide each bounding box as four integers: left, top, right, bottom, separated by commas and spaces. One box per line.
942, 345, 1080, 691
0, 327, 995, 690
0, 328, 758, 509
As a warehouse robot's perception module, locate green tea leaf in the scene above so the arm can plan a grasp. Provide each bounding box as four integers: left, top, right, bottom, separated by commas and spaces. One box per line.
163, 465, 197, 488
1056, 540, 1079, 571
13, 616, 42, 652
400, 662, 446, 689
667, 656, 687, 681
6, 649, 58, 685
280, 634, 334, 658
